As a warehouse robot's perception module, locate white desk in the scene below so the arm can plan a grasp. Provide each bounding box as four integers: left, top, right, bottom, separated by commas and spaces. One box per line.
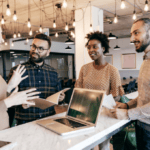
0, 108, 131, 150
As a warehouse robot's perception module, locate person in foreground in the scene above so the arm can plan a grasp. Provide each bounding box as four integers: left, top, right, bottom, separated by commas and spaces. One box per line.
8, 33, 65, 126
0, 65, 39, 130
111, 18, 150, 150
75, 31, 124, 150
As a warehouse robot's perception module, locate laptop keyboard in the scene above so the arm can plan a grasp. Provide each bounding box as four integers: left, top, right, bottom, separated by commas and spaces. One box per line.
54, 118, 86, 128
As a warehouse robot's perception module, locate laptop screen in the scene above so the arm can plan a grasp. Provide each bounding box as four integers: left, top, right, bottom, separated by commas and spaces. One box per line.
67, 88, 104, 124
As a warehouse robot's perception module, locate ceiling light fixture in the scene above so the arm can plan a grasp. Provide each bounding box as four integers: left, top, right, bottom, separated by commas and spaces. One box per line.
63, 0, 67, 8
65, 23, 68, 31
132, 0, 136, 20
121, 0, 126, 9
6, 0, 11, 16
39, 25, 42, 33
5, 41, 8, 46
27, 0, 31, 28
108, 32, 116, 39
1, 1, 5, 24
89, 1, 93, 32
114, 0, 118, 23
144, 0, 149, 11
11, 42, 14, 47
26, 38, 29, 43
13, 0, 17, 21
39, 0, 42, 33
53, 20, 56, 28
55, 32, 58, 37
114, 45, 120, 50
65, 46, 72, 50
29, 28, 32, 36
13, 32, 16, 38
65, 37, 74, 44
17, 21, 21, 37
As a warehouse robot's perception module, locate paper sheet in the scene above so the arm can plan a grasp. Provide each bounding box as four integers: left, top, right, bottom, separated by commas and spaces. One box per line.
32, 88, 70, 110
0, 76, 7, 101
102, 94, 116, 109
125, 91, 138, 99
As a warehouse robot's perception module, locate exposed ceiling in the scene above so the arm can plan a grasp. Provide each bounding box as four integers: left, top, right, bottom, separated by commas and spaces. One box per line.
0, 0, 150, 40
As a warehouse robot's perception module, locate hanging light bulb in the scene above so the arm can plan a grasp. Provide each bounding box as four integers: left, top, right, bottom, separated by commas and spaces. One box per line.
1, 15, 5, 24
71, 31, 73, 36
133, 10, 137, 20
121, 0, 126, 9
114, 14, 118, 23
13, 10, 17, 21
144, 0, 149, 11
72, 32, 75, 38
90, 24, 93, 32
65, 23, 68, 31
39, 25, 42, 33
55, 32, 58, 37
53, 20, 56, 28
18, 32, 21, 37
26, 38, 29, 43
13, 32, 16, 38
11, 42, 14, 46
63, 0, 67, 8
5, 41, 8, 45
73, 19, 75, 27
27, 18, 31, 28
29, 28, 32, 36
6, 4, 11, 16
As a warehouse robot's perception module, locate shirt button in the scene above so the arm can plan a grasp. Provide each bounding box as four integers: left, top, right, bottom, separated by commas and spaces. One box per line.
39, 81, 41, 83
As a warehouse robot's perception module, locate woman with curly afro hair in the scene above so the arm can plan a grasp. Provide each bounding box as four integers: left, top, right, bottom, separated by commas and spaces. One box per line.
75, 31, 124, 150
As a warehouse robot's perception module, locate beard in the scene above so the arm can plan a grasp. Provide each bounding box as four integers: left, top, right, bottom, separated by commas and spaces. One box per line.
30, 52, 44, 63
136, 41, 149, 53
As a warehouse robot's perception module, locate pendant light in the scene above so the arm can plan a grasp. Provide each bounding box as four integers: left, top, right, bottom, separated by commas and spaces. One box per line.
29, 28, 32, 36
144, 0, 149, 11
13, 32, 16, 38
132, 0, 137, 20
27, 0, 31, 28
65, 4, 68, 31
17, 21, 21, 37
114, 0, 118, 23
89, 1, 93, 32
72, 0, 76, 27
1, 1, 5, 24
11, 42, 14, 47
6, 0, 11, 16
55, 32, 58, 37
65, 46, 72, 50
65, 37, 74, 44
13, 0, 17, 21
39, 0, 42, 32
121, 0, 126, 9
108, 32, 116, 39
53, 1, 56, 28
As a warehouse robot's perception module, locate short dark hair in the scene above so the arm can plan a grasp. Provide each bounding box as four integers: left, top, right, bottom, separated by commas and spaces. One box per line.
85, 31, 109, 54
34, 33, 51, 49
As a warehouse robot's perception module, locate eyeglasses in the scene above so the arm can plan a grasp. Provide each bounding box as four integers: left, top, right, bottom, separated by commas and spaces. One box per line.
30, 44, 49, 53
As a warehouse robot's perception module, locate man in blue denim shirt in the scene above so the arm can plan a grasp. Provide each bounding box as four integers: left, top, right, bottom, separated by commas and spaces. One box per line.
8, 33, 64, 125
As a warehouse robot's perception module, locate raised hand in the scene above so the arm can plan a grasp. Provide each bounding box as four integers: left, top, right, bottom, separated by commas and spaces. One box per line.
7, 64, 28, 93
4, 87, 40, 108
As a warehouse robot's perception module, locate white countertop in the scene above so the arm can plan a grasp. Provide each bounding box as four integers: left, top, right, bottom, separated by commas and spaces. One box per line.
0, 107, 130, 150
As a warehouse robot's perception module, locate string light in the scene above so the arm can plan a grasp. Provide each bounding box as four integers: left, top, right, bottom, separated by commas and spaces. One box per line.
13, 32, 16, 38
13, 10, 17, 21
1, 15, 5, 24
65, 23, 68, 31
55, 32, 58, 37
114, 14, 118, 23
27, 18, 31, 28
133, 10, 137, 20
63, 0, 67, 8
121, 0, 126, 9
73, 19, 75, 27
18, 32, 21, 37
53, 20, 56, 28
144, 0, 149, 11
6, 3, 11, 16
39, 25, 42, 33
90, 24, 93, 32
29, 28, 32, 36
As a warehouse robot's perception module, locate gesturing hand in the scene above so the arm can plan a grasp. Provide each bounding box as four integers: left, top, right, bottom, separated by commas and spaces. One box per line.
7, 64, 28, 93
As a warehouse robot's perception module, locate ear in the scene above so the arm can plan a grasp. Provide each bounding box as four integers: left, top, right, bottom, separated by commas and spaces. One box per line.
102, 47, 105, 53
46, 49, 51, 56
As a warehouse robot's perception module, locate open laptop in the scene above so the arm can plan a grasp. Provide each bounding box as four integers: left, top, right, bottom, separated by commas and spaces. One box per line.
36, 88, 106, 136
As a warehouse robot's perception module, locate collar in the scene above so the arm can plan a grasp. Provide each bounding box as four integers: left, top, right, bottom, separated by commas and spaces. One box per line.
27, 58, 45, 68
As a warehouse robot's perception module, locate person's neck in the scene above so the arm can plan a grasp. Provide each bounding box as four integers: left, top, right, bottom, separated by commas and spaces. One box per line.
34, 61, 44, 66
94, 56, 106, 66
144, 45, 150, 54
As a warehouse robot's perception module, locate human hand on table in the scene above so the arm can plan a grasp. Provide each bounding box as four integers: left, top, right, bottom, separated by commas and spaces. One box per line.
7, 64, 28, 93
110, 108, 129, 120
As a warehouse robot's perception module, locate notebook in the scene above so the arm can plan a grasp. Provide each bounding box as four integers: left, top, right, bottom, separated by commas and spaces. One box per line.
37, 88, 106, 136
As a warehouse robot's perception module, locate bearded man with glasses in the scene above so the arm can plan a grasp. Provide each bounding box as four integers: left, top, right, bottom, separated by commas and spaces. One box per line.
7, 33, 65, 126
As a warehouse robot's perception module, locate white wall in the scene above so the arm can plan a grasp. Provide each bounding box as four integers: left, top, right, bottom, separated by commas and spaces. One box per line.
0, 38, 75, 54
108, 38, 144, 70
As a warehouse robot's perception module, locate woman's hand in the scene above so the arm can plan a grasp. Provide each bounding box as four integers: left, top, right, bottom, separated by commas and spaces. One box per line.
115, 101, 127, 109
7, 64, 28, 93
4, 87, 40, 108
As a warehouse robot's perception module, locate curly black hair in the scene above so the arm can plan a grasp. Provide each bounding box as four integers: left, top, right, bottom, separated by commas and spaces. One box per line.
85, 31, 109, 54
